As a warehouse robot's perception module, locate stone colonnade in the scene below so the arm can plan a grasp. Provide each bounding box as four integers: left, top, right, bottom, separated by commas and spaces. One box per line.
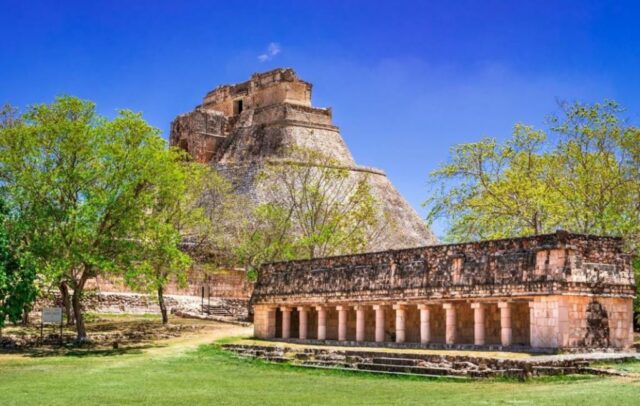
271, 301, 527, 346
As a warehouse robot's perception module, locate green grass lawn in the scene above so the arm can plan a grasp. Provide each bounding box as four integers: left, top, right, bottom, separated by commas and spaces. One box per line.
1, 341, 640, 406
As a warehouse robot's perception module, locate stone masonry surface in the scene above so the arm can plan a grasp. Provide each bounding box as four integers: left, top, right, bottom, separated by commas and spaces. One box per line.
251, 231, 635, 349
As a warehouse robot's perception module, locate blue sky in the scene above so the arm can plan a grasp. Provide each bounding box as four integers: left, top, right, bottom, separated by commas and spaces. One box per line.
2, 1, 639, 237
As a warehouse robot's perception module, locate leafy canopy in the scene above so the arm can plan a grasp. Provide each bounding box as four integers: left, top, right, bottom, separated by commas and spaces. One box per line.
426, 100, 640, 251
236, 147, 385, 267
0, 96, 183, 339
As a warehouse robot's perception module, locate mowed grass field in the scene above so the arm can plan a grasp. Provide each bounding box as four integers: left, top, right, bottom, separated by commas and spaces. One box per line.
1, 319, 639, 405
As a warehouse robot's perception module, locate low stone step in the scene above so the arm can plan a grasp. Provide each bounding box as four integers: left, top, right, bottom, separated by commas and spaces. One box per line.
301, 360, 351, 368
263, 356, 289, 363
357, 362, 463, 376
532, 366, 579, 375
315, 354, 347, 362
230, 349, 285, 358
371, 357, 421, 366
298, 363, 469, 380
529, 365, 623, 376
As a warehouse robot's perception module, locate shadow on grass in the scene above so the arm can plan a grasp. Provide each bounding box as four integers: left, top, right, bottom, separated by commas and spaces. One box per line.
24, 343, 162, 358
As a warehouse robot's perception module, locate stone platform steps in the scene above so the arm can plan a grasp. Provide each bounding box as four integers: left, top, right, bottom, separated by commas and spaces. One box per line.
299, 363, 470, 380
203, 305, 233, 316
222, 344, 632, 379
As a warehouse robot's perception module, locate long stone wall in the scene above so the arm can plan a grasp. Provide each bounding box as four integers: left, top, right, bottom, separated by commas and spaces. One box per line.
252, 232, 635, 349
253, 231, 635, 304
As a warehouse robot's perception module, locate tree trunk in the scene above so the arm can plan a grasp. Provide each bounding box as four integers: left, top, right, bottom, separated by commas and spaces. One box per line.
158, 285, 168, 324
21, 307, 29, 325
60, 281, 74, 326
71, 274, 89, 343
158, 286, 169, 324
533, 212, 540, 235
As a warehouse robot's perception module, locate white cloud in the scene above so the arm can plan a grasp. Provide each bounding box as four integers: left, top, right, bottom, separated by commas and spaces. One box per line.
258, 42, 281, 62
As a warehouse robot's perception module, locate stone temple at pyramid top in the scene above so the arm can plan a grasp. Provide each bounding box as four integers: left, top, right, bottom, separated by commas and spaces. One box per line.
202, 68, 313, 115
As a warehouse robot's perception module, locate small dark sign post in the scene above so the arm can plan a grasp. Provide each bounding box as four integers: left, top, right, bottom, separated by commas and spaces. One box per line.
41, 307, 64, 346
201, 285, 211, 314
201, 286, 205, 313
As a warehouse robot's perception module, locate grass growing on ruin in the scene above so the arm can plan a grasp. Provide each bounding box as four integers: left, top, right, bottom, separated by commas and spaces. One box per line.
1, 324, 640, 406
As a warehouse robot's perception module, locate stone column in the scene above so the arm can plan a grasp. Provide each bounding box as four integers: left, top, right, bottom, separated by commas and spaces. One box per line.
266, 306, 277, 339
393, 304, 406, 343
254, 305, 277, 339
528, 301, 536, 348
443, 303, 456, 345
499, 301, 512, 346
337, 305, 348, 341
315, 305, 327, 340
281, 306, 292, 339
297, 306, 308, 340
355, 305, 366, 342
417, 304, 430, 344
373, 304, 385, 342
471, 303, 485, 346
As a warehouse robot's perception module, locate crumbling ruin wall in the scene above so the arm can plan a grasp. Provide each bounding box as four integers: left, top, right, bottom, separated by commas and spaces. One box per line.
203, 68, 312, 114
89, 267, 253, 299
253, 232, 635, 303
529, 295, 632, 348
584, 300, 610, 347
170, 109, 228, 163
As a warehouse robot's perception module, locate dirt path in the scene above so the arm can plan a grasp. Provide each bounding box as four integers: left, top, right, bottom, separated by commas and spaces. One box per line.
144, 322, 253, 358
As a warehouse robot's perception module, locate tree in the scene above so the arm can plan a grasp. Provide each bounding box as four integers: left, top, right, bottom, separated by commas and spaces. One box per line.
546, 101, 640, 247
125, 161, 239, 324
426, 101, 640, 248
425, 125, 553, 241
125, 220, 191, 325
236, 147, 386, 268
0, 96, 179, 341
425, 100, 640, 324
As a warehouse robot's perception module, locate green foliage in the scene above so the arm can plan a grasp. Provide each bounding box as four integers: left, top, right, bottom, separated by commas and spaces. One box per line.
0, 200, 38, 328
236, 147, 384, 266
426, 101, 640, 254
122, 156, 197, 296
426, 125, 552, 240
124, 160, 239, 296
0, 96, 182, 339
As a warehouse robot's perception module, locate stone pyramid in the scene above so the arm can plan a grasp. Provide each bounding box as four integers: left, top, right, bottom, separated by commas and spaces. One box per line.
170, 68, 436, 251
